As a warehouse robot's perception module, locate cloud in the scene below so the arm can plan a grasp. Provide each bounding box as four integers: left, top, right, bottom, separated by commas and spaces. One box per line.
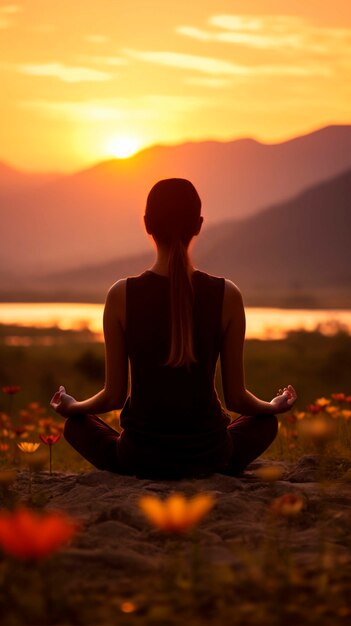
177, 14, 351, 56
0, 3, 21, 29
16, 63, 112, 82
20, 100, 124, 121
125, 49, 244, 75
185, 76, 233, 89
0, 4, 22, 14
19, 95, 207, 122
84, 34, 109, 44
125, 49, 330, 77
83, 55, 128, 66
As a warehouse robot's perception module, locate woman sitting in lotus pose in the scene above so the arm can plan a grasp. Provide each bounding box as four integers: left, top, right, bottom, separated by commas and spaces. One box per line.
51, 178, 296, 478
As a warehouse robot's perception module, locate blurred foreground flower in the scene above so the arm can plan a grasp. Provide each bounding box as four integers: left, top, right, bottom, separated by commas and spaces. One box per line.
0, 508, 79, 560
270, 493, 304, 517
17, 442, 41, 453
139, 493, 214, 533
255, 465, 283, 482
39, 434, 61, 474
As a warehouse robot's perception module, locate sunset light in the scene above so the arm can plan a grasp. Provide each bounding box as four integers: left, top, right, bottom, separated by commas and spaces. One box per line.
105, 136, 141, 159
1, 1, 351, 172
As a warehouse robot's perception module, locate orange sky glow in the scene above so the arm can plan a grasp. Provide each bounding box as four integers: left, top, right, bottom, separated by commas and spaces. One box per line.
1, 0, 351, 172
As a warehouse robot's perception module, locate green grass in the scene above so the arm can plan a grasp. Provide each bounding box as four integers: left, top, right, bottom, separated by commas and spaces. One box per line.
1, 328, 351, 413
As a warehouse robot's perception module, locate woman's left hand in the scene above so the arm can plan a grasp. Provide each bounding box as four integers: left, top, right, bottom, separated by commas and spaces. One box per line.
50, 385, 77, 417
269, 384, 297, 414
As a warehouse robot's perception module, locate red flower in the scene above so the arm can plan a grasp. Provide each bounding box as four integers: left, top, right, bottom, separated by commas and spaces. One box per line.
306, 404, 321, 414
0, 508, 79, 560
346, 396, 351, 404
39, 434, 61, 446
2, 386, 20, 395
11, 425, 27, 437
331, 393, 346, 402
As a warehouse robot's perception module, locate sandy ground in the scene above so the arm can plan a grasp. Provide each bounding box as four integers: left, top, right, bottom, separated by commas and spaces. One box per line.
7, 456, 351, 625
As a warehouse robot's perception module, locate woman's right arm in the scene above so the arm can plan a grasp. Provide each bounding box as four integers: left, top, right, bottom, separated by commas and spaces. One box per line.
220, 280, 296, 415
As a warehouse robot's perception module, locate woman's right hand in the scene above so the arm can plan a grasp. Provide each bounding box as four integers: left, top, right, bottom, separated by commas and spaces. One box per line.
270, 384, 297, 414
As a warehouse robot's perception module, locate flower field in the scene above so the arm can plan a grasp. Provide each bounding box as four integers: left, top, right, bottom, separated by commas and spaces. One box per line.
1, 383, 351, 625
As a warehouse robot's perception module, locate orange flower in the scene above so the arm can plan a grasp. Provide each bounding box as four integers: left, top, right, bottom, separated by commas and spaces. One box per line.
0, 413, 11, 425
270, 493, 304, 517
120, 601, 137, 614
17, 442, 41, 453
139, 493, 214, 533
298, 417, 336, 442
315, 397, 331, 408
325, 405, 340, 417
255, 465, 283, 482
1, 386, 20, 395
0, 508, 78, 560
341, 410, 351, 421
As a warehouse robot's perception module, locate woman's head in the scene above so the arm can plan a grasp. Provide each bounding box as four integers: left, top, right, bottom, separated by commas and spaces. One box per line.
144, 178, 202, 245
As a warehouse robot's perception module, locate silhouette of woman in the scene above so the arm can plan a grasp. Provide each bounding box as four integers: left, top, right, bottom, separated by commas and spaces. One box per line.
51, 178, 296, 478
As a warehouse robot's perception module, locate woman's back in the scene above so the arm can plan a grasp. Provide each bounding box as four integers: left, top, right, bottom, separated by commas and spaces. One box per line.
55, 177, 293, 479
118, 269, 232, 477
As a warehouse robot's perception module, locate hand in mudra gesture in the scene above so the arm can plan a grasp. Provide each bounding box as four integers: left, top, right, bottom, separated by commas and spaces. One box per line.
270, 384, 297, 414
50, 385, 77, 417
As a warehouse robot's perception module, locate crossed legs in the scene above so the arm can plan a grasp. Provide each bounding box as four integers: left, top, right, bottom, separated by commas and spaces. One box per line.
64, 412, 278, 476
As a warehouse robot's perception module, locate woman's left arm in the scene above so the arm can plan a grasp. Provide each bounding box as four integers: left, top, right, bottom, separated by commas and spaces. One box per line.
51, 280, 128, 417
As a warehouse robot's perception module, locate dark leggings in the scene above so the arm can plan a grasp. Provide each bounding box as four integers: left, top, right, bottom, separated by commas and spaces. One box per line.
64, 412, 278, 477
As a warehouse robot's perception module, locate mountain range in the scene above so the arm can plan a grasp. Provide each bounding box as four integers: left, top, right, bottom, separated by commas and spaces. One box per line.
1, 124, 351, 280
3, 167, 350, 308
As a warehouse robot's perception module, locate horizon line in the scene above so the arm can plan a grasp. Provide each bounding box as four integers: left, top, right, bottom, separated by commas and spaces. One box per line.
1, 121, 350, 176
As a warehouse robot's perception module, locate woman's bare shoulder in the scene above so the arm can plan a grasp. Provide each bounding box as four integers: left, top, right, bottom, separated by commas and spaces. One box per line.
105, 279, 127, 323
223, 279, 243, 303
222, 279, 244, 332
107, 278, 127, 299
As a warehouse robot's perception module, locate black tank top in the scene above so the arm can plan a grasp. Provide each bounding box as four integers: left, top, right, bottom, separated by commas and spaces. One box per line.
119, 269, 232, 477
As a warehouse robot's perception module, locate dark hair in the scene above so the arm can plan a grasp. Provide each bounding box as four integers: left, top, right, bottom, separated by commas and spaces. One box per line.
145, 178, 201, 368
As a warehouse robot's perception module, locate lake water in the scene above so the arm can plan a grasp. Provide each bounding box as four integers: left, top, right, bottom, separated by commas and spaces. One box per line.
1, 302, 350, 342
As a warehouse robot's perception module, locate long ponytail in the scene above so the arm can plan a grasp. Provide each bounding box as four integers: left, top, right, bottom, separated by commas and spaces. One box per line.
144, 178, 201, 369
165, 239, 196, 368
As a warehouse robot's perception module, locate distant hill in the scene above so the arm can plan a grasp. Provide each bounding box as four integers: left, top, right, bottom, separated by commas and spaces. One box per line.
8, 169, 349, 308
1, 125, 351, 274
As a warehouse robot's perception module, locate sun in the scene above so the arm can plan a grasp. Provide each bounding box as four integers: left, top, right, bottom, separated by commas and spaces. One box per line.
105, 136, 141, 159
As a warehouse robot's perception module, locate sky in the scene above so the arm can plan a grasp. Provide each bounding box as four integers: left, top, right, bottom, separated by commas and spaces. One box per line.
1, 0, 351, 172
